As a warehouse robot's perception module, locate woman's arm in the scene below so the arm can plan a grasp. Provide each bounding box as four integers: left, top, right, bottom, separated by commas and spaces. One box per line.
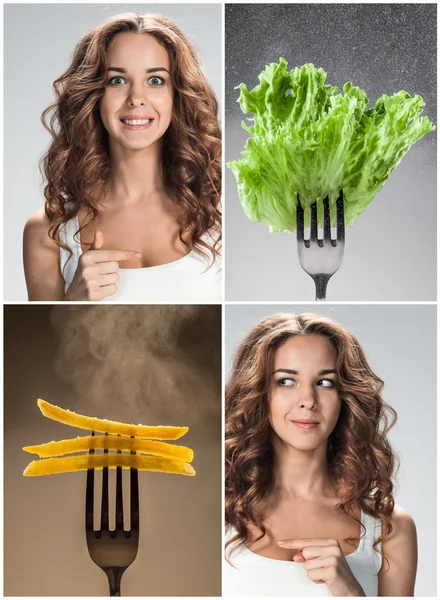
23, 208, 65, 300
378, 503, 418, 596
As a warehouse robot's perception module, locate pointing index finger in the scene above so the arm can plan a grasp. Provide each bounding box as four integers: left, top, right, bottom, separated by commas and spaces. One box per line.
278, 538, 339, 549
91, 250, 141, 263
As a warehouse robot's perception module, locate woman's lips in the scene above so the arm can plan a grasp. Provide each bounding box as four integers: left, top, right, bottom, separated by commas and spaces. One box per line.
291, 421, 319, 429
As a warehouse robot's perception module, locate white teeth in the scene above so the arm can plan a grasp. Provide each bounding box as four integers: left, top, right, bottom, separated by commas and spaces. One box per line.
122, 119, 151, 125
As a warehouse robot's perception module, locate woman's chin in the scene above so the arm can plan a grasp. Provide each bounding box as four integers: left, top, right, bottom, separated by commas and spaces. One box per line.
109, 134, 162, 153
292, 442, 322, 452
280, 435, 325, 453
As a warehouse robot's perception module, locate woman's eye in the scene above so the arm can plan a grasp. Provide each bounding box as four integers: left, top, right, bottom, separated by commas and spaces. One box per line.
148, 75, 165, 86
317, 379, 335, 388
108, 76, 126, 86
277, 378, 295, 387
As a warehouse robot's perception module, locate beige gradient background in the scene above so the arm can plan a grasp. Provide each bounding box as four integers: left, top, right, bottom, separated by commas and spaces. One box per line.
4, 305, 221, 596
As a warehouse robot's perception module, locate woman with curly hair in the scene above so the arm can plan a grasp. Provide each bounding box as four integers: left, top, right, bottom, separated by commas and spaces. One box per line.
225, 313, 417, 596
23, 13, 221, 301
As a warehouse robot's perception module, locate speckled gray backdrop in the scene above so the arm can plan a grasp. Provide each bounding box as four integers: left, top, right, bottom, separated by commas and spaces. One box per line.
225, 4, 437, 301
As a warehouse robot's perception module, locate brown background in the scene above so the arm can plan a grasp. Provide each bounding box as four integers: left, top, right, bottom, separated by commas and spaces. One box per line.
4, 305, 221, 596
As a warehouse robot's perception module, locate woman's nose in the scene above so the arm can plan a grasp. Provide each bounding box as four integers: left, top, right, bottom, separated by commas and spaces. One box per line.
127, 83, 148, 107
297, 386, 317, 409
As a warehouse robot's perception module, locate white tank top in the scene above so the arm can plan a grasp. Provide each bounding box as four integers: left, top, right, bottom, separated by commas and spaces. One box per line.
224, 509, 382, 597
59, 215, 221, 302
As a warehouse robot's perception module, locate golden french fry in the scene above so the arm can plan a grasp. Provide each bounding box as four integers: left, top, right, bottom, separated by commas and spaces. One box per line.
24, 454, 196, 477
37, 399, 188, 440
23, 436, 193, 462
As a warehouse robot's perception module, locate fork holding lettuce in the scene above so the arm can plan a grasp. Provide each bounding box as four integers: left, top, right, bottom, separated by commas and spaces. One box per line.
228, 60, 435, 231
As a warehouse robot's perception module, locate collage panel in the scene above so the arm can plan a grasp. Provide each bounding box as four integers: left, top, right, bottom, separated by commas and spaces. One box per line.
4, 304, 221, 596
4, 3, 222, 303
1, 2, 439, 599
224, 304, 436, 596
225, 3, 436, 301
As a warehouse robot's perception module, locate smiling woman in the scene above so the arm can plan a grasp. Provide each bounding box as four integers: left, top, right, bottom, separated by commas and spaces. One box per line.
23, 13, 221, 302
224, 313, 418, 597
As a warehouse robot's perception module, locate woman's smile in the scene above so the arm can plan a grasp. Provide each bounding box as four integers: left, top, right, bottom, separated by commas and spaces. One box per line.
120, 115, 155, 130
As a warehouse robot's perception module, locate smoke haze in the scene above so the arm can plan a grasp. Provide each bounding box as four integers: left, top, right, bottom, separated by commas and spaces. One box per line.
50, 305, 221, 427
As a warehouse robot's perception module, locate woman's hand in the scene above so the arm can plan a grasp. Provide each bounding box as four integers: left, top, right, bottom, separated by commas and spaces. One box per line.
278, 538, 366, 597
64, 230, 141, 301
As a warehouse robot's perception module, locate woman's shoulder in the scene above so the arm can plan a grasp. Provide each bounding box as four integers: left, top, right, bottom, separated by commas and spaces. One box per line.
380, 503, 417, 565
387, 503, 417, 540
24, 206, 49, 228
377, 503, 417, 594
363, 498, 415, 530
23, 208, 53, 249
24, 205, 77, 244
23, 207, 65, 299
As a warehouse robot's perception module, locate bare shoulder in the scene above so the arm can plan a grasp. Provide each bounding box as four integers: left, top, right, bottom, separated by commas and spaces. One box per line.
23, 207, 64, 300
385, 503, 417, 543
23, 207, 54, 249
378, 503, 417, 596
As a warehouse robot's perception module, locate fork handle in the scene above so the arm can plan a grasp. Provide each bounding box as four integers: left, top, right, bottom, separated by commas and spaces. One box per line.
104, 567, 126, 596
313, 274, 331, 301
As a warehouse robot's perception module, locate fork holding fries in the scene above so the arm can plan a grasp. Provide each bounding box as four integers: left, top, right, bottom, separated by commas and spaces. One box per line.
23, 399, 196, 477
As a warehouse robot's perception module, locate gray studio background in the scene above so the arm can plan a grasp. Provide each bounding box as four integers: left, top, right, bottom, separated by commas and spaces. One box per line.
4, 3, 222, 301
225, 4, 437, 301
225, 304, 436, 596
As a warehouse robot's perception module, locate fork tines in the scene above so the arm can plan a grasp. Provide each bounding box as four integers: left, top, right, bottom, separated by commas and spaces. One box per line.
85, 431, 139, 538
296, 191, 345, 301
130, 443, 139, 534
296, 191, 345, 247
85, 432, 139, 596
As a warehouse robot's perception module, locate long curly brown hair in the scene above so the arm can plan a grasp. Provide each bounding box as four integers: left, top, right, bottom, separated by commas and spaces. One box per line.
226, 313, 398, 566
40, 13, 221, 263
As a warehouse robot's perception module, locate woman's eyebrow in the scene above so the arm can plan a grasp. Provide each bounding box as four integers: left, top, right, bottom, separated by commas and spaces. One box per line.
272, 368, 336, 375
107, 66, 170, 74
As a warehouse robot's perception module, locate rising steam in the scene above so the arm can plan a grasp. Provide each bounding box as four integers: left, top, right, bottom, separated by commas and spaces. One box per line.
50, 305, 221, 427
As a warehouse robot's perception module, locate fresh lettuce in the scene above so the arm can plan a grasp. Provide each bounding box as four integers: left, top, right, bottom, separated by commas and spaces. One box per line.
228, 60, 435, 231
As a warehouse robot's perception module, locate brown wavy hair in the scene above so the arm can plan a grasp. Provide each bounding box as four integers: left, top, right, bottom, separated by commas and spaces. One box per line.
40, 13, 221, 263
226, 313, 399, 567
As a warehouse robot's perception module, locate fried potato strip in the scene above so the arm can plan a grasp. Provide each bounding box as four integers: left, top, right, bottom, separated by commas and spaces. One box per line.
24, 454, 196, 477
37, 399, 188, 440
23, 436, 193, 462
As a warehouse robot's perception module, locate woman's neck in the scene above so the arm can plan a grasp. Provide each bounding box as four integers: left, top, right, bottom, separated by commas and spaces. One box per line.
272, 436, 335, 501
106, 143, 164, 203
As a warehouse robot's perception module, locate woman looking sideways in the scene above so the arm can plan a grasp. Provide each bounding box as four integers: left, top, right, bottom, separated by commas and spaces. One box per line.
225, 313, 417, 596
24, 13, 221, 302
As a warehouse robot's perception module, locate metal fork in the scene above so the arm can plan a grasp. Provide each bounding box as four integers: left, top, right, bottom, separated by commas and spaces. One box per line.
86, 432, 139, 596
296, 191, 345, 301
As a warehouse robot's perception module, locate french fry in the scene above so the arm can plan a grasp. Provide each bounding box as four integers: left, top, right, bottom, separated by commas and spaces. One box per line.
24, 454, 196, 477
24, 400, 196, 479
23, 436, 193, 462
37, 399, 188, 440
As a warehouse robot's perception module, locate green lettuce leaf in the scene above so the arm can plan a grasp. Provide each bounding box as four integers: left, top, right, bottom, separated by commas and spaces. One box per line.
228, 60, 435, 231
